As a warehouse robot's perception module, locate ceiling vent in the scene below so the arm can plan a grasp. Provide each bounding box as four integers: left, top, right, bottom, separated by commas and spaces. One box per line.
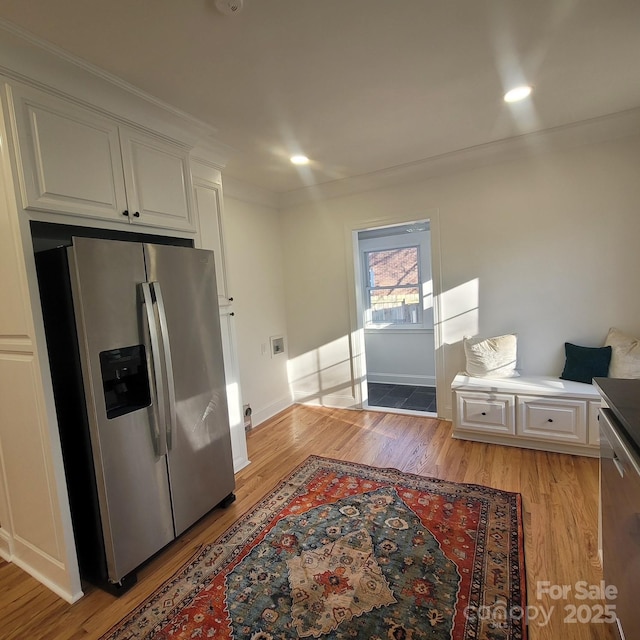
214, 0, 243, 16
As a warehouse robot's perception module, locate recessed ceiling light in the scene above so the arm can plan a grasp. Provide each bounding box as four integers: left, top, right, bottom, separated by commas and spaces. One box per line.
504, 85, 532, 103
290, 155, 310, 166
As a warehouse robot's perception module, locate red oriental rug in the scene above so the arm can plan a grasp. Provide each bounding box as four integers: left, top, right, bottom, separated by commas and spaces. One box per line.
100, 456, 527, 640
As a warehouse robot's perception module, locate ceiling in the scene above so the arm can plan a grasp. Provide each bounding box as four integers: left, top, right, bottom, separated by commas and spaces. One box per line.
0, 0, 639, 194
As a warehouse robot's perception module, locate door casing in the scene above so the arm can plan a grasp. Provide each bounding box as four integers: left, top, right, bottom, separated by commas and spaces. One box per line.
344, 208, 445, 416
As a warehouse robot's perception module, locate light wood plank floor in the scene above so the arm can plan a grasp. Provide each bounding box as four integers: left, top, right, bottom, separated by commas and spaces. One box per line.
1, 406, 614, 639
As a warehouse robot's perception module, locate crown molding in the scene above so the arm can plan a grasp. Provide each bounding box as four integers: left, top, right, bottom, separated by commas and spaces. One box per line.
0, 19, 230, 159
222, 175, 280, 209
3, 19, 638, 211
279, 107, 640, 209
191, 139, 236, 172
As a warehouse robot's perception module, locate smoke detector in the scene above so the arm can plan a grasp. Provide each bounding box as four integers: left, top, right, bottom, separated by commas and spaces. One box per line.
215, 0, 243, 15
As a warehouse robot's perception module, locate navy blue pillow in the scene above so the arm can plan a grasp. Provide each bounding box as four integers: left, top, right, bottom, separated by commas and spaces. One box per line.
560, 343, 611, 384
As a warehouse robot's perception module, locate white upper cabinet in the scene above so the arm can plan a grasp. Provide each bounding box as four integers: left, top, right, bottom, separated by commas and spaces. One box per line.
119, 128, 194, 231
7, 83, 196, 233
8, 84, 127, 220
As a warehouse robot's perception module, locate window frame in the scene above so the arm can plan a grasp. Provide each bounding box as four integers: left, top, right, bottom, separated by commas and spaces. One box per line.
363, 244, 423, 329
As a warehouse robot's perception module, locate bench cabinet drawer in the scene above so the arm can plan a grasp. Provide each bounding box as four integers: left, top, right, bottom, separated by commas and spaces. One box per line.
455, 392, 515, 435
517, 395, 587, 443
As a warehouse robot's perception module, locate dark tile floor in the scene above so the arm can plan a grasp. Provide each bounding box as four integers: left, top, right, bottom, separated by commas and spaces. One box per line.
367, 382, 437, 412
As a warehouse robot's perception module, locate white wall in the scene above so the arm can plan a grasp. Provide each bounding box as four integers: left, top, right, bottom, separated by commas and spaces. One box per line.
223, 191, 292, 427
365, 331, 435, 387
280, 135, 640, 418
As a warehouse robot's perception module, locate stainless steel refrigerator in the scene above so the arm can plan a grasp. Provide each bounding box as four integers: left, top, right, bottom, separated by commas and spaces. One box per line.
36, 236, 235, 592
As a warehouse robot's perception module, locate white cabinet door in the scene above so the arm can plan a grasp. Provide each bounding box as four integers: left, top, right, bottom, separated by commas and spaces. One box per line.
119, 128, 195, 232
193, 179, 229, 305
588, 400, 601, 446
8, 84, 128, 221
219, 308, 249, 473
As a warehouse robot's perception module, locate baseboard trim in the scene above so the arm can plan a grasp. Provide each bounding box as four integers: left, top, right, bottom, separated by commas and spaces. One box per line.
251, 396, 294, 428
295, 394, 358, 410
233, 457, 251, 473
451, 431, 599, 458
367, 373, 436, 387
9, 553, 84, 603
0, 528, 11, 561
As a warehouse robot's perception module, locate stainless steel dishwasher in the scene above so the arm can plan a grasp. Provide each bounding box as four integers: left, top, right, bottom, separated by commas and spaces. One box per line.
599, 407, 640, 640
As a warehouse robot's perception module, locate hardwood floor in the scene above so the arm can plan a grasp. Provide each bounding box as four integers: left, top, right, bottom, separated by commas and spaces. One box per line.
0, 406, 613, 639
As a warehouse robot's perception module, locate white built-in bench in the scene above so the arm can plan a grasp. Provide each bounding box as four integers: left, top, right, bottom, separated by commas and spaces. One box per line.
451, 373, 602, 457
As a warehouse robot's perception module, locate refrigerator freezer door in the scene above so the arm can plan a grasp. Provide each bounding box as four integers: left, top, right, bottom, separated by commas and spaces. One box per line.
68, 238, 174, 583
144, 243, 235, 535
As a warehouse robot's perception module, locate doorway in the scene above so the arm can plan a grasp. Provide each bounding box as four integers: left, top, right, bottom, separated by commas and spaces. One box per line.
353, 219, 438, 415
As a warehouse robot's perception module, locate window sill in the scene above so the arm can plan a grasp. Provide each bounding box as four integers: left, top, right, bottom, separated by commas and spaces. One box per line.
364, 327, 434, 334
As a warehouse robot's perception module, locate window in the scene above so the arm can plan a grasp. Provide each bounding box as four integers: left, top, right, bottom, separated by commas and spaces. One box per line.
364, 246, 421, 327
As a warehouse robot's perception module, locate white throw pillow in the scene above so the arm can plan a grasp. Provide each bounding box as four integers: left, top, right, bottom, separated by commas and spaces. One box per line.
463, 333, 519, 378
604, 327, 640, 378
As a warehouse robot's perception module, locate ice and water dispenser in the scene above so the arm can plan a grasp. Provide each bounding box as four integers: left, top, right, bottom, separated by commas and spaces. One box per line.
99, 345, 151, 419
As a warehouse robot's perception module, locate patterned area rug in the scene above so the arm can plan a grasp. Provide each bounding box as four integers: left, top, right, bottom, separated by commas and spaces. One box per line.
100, 456, 526, 640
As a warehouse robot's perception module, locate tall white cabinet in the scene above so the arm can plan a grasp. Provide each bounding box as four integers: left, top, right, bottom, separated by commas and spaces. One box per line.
191, 158, 249, 472
0, 112, 80, 598
0, 31, 248, 602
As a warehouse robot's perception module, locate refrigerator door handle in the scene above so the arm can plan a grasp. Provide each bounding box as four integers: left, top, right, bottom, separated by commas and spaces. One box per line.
152, 281, 177, 451
141, 282, 168, 457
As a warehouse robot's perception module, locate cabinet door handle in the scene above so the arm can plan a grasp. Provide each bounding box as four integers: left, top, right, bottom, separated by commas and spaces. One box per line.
228, 297, 234, 302
547, 418, 554, 423
612, 454, 624, 478
133, 211, 140, 218
481, 412, 487, 416
230, 312, 235, 316
122, 209, 130, 217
